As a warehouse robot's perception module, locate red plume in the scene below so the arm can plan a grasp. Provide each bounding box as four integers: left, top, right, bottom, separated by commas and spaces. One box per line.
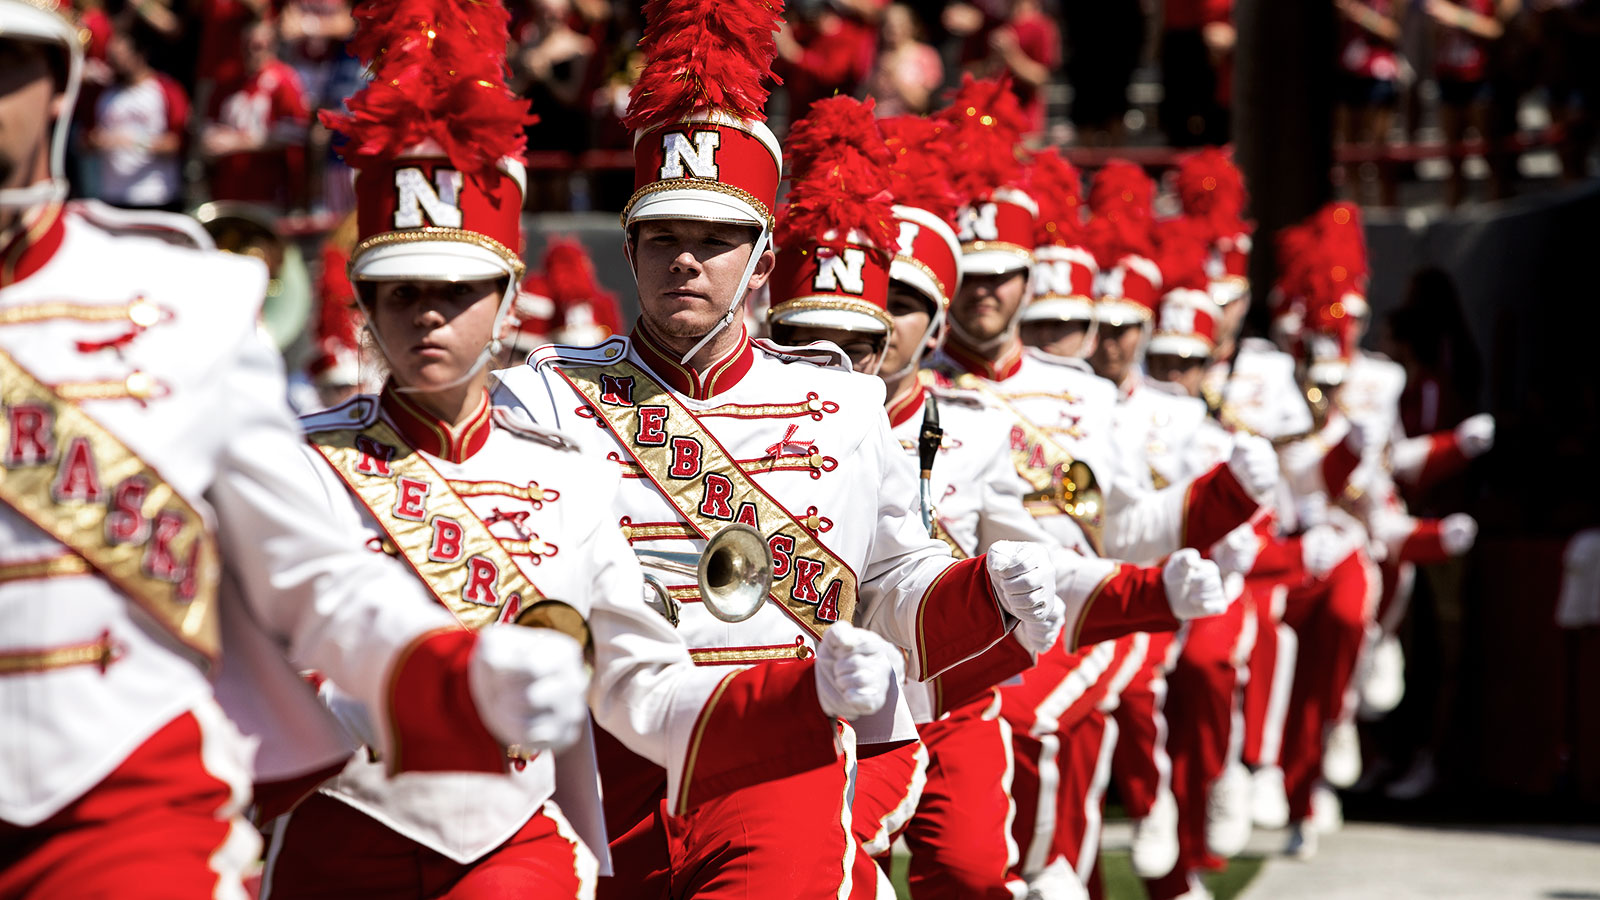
1084, 160, 1156, 266
880, 115, 960, 227
624, 0, 784, 133
320, 0, 534, 183
775, 96, 897, 263
542, 237, 608, 304
1174, 146, 1248, 243
1275, 202, 1367, 326
1154, 218, 1211, 292
1028, 147, 1085, 247
933, 75, 1029, 205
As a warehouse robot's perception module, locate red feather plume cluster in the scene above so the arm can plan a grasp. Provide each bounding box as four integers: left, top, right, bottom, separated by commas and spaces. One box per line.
542, 236, 614, 306
1275, 202, 1368, 328
933, 75, 1029, 206
775, 96, 897, 262
880, 115, 961, 228
624, 0, 784, 133
1154, 217, 1211, 292
1174, 147, 1248, 243
1084, 160, 1156, 267
1027, 148, 1085, 248
319, 0, 533, 183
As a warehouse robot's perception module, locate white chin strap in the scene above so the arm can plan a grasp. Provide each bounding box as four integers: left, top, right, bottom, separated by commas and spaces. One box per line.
675, 228, 770, 366
364, 271, 521, 394
0, 179, 67, 211
882, 302, 946, 382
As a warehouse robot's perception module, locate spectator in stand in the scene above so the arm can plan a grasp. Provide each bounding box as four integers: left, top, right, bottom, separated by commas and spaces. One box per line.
1060, 0, 1143, 145
777, 0, 886, 120
941, 0, 1060, 139
193, 0, 273, 93
509, 0, 602, 209
86, 23, 189, 211
1160, 0, 1234, 146
866, 4, 943, 116
1334, 0, 1403, 205
1426, 0, 1517, 206
201, 15, 310, 210
280, 0, 360, 213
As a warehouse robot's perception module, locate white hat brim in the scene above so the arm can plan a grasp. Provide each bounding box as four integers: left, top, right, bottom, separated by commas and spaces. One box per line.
353, 241, 515, 282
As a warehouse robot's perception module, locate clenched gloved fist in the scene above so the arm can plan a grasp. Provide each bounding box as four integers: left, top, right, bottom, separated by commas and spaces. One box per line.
1440, 513, 1478, 556
986, 541, 1063, 654
1344, 417, 1387, 456
1455, 414, 1495, 458
1301, 524, 1359, 577
1228, 435, 1279, 500
1162, 548, 1228, 619
814, 621, 898, 719
1210, 523, 1262, 576
468, 626, 589, 755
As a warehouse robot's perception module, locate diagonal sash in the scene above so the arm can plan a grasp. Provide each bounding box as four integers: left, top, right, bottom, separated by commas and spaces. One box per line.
951, 373, 1106, 554
0, 348, 220, 660
311, 419, 560, 634
560, 360, 857, 640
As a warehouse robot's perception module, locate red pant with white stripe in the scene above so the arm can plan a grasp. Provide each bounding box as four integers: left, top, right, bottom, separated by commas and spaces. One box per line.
1242, 578, 1294, 770
264, 793, 595, 899
1108, 631, 1179, 821
1278, 551, 1377, 822
1142, 599, 1255, 900
0, 708, 255, 900
902, 694, 1027, 900
854, 740, 929, 858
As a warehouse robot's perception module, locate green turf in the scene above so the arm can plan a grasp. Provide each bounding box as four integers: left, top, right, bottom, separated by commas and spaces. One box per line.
889, 849, 1265, 899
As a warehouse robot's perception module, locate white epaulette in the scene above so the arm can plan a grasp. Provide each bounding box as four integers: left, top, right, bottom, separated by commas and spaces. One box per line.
299, 395, 380, 434
70, 199, 215, 250
752, 337, 853, 371
491, 406, 581, 452
527, 336, 628, 370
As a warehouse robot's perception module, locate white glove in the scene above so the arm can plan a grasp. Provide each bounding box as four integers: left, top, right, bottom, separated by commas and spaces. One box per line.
317, 678, 380, 750
1439, 513, 1478, 556
1301, 524, 1358, 577
1210, 523, 1261, 576
1162, 548, 1228, 619
1228, 434, 1279, 499
986, 541, 1064, 654
467, 626, 589, 755
814, 621, 898, 719
1455, 413, 1495, 458
1345, 417, 1387, 456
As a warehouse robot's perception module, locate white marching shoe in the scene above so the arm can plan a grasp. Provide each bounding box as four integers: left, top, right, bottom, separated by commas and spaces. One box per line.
1206, 762, 1254, 858
1130, 788, 1182, 878
1358, 634, 1406, 718
1251, 765, 1290, 830
1172, 872, 1215, 900
1285, 820, 1319, 860
1024, 858, 1090, 900
1312, 783, 1344, 835
1322, 720, 1363, 789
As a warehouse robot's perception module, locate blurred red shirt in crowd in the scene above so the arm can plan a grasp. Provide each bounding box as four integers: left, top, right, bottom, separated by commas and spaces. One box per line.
203, 18, 309, 208
777, 0, 887, 118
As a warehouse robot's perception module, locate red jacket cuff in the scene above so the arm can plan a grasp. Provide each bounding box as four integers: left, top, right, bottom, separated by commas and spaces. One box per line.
1398, 519, 1453, 565
914, 556, 1009, 680
1181, 463, 1262, 551
1251, 534, 1303, 578
679, 660, 839, 811
1321, 435, 1362, 496
1073, 563, 1182, 649
930, 632, 1034, 718
1411, 430, 1470, 490
386, 629, 508, 775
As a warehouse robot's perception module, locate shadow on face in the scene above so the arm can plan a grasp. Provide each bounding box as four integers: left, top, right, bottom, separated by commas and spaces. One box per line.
630, 219, 767, 342
1020, 319, 1091, 358
950, 269, 1027, 343
1147, 352, 1207, 397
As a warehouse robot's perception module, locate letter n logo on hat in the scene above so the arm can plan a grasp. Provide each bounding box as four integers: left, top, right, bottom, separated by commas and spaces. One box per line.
393, 166, 464, 229
813, 247, 867, 295
958, 203, 1000, 242
659, 132, 721, 180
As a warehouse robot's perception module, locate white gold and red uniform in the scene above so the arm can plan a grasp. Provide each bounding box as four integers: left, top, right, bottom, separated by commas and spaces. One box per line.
496, 328, 1017, 899
0, 201, 519, 900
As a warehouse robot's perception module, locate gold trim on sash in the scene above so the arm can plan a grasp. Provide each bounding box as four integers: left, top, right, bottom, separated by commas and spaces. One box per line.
562, 360, 858, 640
311, 419, 553, 632
0, 349, 220, 660
0, 553, 93, 584
953, 373, 1106, 554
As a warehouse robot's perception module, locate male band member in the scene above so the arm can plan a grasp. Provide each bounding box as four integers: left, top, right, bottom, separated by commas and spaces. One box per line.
0, 3, 595, 896
495, 5, 1066, 897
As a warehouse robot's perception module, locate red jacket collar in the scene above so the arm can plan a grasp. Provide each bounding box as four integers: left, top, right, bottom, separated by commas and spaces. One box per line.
630, 317, 754, 401
943, 334, 1025, 382
1, 203, 66, 289
379, 383, 493, 463
887, 382, 926, 429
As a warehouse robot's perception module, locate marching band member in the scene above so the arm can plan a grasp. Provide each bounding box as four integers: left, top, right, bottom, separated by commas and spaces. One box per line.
495, 5, 1066, 896
0, 3, 592, 895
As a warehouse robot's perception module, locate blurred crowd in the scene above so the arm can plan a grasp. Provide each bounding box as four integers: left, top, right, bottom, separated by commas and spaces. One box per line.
55, 0, 1600, 219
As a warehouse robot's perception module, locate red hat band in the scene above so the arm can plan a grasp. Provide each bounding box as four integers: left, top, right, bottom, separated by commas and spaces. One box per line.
352, 153, 525, 281
625, 114, 782, 231
1095, 253, 1162, 325
1022, 244, 1097, 325
769, 233, 893, 334
957, 187, 1038, 275
890, 205, 961, 310
1148, 288, 1220, 358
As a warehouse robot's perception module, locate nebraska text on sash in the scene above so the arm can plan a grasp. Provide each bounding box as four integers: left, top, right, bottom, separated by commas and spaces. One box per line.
0, 348, 220, 659
560, 361, 858, 640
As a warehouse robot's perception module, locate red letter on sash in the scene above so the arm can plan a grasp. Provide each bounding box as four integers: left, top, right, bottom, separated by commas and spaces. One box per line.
7, 404, 55, 466
106, 476, 151, 544
463, 556, 499, 606
144, 510, 184, 581
52, 436, 102, 502
670, 437, 703, 478
395, 478, 430, 521
816, 579, 842, 622
637, 406, 668, 445
429, 517, 464, 562
769, 533, 794, 579
354, 436, 395, 477
791, 557, 825, 606
699, 473, 735, 519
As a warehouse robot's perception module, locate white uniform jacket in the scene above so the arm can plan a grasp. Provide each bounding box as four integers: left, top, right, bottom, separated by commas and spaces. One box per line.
0, 202, 470, 828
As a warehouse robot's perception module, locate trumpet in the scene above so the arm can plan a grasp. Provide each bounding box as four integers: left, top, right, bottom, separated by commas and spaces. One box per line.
634, 524, 773, 626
